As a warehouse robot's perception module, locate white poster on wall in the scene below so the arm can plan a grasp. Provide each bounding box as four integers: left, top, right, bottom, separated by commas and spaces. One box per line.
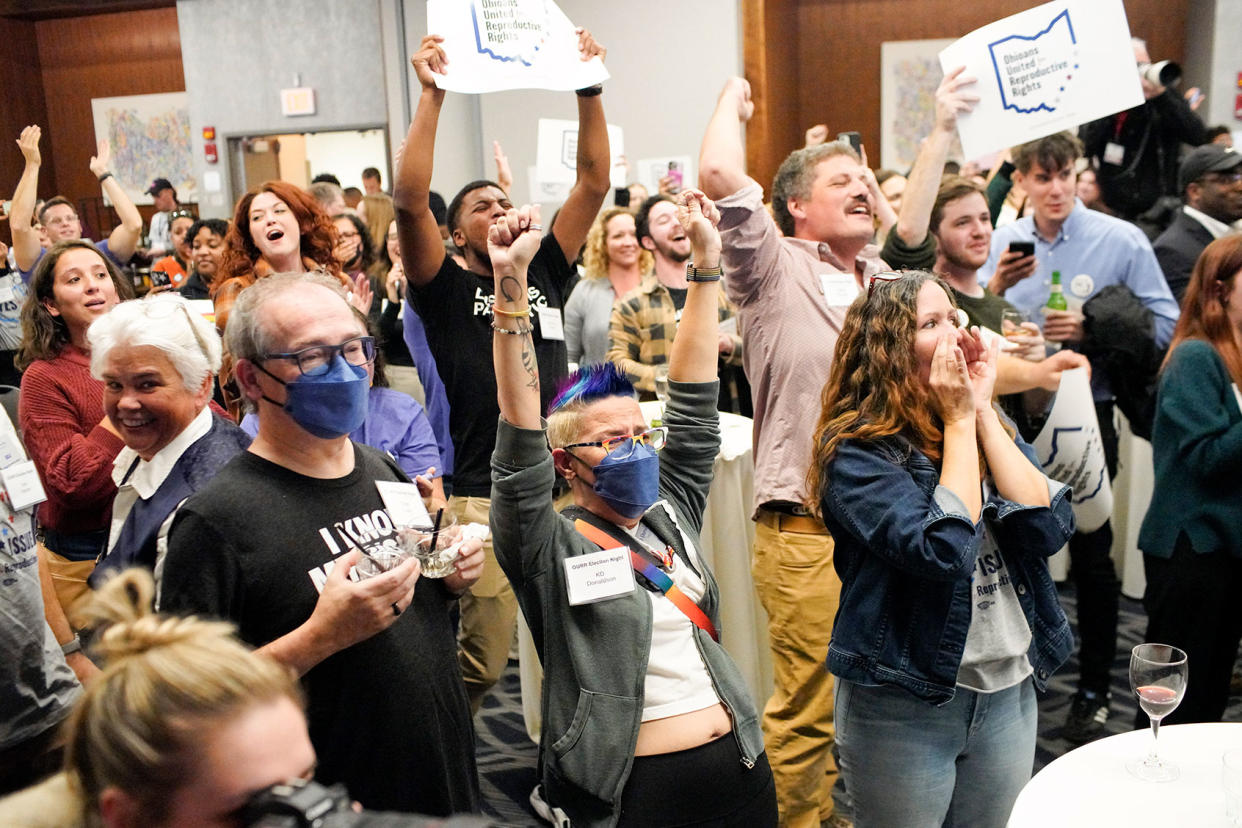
90, 92, 195, 205
938, 0, 1143, 160
426, 0, 610, 94
1031, 367, 1113, 533
534, 119, 625, 187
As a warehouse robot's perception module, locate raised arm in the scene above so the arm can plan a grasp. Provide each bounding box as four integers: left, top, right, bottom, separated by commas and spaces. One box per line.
393, 35, 450, 286
11, 126, 44, 272
895, 67, 977, 246
491, 204, 546, 430
549, 28, 611, 266
669, 189, 723, 382
91, 140, 142, 263
698, 77, 755, 200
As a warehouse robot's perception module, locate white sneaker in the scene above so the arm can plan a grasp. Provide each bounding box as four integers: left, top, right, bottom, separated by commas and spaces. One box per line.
529, 784, 571, 827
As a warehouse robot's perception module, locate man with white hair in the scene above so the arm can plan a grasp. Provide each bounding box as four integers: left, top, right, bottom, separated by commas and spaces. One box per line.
86, 294, 250, 590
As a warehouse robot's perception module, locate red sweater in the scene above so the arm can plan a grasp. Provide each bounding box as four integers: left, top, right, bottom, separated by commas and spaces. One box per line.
18, 345, 124, 534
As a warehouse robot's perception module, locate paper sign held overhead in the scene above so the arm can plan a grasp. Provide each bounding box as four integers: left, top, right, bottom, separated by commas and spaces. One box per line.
939, 0, 1143, 160
426, 0, 610, 94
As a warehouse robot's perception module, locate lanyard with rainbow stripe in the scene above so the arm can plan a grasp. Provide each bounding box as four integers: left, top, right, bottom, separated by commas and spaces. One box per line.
573, 518, 719, 642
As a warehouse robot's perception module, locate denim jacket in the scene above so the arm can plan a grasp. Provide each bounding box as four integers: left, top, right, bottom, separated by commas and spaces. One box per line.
820, 434, 1075, 705
490, 381, 764, 827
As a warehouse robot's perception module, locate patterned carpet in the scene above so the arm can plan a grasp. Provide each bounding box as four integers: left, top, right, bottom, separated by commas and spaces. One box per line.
473, 582, 1242, 826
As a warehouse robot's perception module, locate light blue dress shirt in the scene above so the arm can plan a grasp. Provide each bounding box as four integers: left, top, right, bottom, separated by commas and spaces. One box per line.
979, 201, 1179, 400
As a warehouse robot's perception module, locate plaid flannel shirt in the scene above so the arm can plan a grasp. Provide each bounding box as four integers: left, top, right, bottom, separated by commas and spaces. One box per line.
605, 275, 743, 393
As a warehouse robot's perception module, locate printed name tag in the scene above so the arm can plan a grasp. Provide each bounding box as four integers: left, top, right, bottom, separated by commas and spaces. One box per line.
1103, 142, 1125, 166
536, 306, 565, 340
564, 546, 635, 605
820, 273, 860, 307
1, 460, 46, 511
375, 480, 432, 528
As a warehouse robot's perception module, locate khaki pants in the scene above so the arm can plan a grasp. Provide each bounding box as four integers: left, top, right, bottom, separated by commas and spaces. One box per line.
40, 543, 95, 631
752, 511, 842, 826
449, 495, 518, 714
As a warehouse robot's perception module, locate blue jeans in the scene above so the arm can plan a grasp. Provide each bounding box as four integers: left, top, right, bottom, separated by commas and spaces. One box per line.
835, 677, 1036, 828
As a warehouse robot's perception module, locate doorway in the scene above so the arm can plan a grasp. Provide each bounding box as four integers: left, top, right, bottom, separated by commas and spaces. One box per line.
226, 127, 390, 200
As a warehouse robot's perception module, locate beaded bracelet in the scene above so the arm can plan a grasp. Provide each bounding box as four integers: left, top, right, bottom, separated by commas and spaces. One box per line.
493, 306, 531, 318
492, 321, 533, 336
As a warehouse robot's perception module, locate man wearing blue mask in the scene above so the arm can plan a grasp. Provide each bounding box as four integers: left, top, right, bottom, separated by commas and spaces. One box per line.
158, 271, 485, 816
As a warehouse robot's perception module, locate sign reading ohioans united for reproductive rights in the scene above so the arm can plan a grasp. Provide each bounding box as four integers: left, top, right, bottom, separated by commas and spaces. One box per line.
426, 0, 610, 93
939, 0, 1144, 160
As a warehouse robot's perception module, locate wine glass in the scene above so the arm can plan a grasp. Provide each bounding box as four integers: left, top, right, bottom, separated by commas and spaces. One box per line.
653, 364, 670, 405
1127, 643, 1188, 782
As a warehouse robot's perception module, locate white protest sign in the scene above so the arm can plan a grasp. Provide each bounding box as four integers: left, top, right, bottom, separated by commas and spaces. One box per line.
426, 0, 610, 94
1031, 367, 1113, 533
938, 0, 1143, 160
535, 119, 625, 186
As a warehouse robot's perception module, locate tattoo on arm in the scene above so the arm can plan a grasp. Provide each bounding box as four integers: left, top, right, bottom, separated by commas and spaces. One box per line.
520, 333, 539, 391
499, 275, 522, 304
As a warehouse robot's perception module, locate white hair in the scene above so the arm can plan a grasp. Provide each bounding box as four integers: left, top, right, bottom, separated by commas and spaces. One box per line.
88, 294, 222, 393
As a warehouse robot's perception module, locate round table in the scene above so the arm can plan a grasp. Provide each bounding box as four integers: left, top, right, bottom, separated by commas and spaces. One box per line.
1008, 723, 1242, 827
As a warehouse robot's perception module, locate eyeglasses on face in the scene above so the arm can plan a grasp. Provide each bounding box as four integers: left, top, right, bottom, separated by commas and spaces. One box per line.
564, 426, 669, 455
261, 335, 376, 377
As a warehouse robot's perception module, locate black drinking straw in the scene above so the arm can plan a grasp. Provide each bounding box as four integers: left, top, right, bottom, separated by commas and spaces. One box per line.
429, 507, 444, 550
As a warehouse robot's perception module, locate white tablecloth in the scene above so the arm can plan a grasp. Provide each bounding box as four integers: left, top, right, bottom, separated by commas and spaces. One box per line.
1008, 723, 1242, 827
518, 407, 773, 741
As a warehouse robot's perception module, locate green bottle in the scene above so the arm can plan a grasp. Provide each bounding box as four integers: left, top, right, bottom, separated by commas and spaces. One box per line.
1046, 270, 1068, 311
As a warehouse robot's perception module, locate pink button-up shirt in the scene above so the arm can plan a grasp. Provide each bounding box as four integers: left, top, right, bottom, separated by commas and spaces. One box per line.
717, 179, 886, 518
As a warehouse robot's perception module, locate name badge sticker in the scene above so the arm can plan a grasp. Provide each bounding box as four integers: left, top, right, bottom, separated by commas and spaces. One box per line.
820, 272, 860, 307
1103, 142, 1125, 166
536, 306, 565, 341
1070, 273, 1095, 298
2, 460, 46, 511
564, 546, 635, 605
375, 480, 432, 528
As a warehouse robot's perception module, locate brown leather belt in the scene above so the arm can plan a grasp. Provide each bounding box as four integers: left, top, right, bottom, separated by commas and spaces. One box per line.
757, 508, 828, 535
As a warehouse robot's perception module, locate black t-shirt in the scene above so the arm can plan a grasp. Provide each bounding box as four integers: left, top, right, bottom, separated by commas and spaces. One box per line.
160, 446, 479, 815
409, 235, 573, 496
953, 287, 1014, 332
666, 286, 688, 312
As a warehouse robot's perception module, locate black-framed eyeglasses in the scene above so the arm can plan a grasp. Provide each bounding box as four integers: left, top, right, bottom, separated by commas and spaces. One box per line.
867, 270, 903, 297
261, 335, 376, 376
564, 427, 668, 455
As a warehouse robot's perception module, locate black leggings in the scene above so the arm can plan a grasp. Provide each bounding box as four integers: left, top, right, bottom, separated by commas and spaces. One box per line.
617, 736, 777, 827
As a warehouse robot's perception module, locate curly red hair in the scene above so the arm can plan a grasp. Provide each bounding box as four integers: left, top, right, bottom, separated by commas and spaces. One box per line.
217, 181, 341, 288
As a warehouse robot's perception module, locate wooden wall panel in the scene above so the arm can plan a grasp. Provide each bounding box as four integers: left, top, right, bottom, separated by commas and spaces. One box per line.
0, 15, 54, 246
34, 6, 183, 233
744, 0, 1190, 193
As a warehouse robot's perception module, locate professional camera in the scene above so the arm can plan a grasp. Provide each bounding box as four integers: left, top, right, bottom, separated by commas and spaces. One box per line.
1138, 60, 1181, 88
242, 778, 499, 828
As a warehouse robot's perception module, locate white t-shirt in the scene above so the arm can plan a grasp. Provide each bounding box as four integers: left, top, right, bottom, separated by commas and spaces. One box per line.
627, 516, 720, 722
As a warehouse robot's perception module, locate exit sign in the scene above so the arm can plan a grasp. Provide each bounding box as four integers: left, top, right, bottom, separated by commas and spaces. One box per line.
280, 87, 316, 117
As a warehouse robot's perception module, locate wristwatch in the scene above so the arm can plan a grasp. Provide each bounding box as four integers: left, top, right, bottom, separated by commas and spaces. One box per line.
61, 633, 82, 656
686, 263, 723, 282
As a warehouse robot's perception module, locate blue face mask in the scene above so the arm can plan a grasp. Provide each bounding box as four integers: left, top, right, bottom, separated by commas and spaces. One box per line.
260, 354, 369, 439
590, 439, 660, 519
